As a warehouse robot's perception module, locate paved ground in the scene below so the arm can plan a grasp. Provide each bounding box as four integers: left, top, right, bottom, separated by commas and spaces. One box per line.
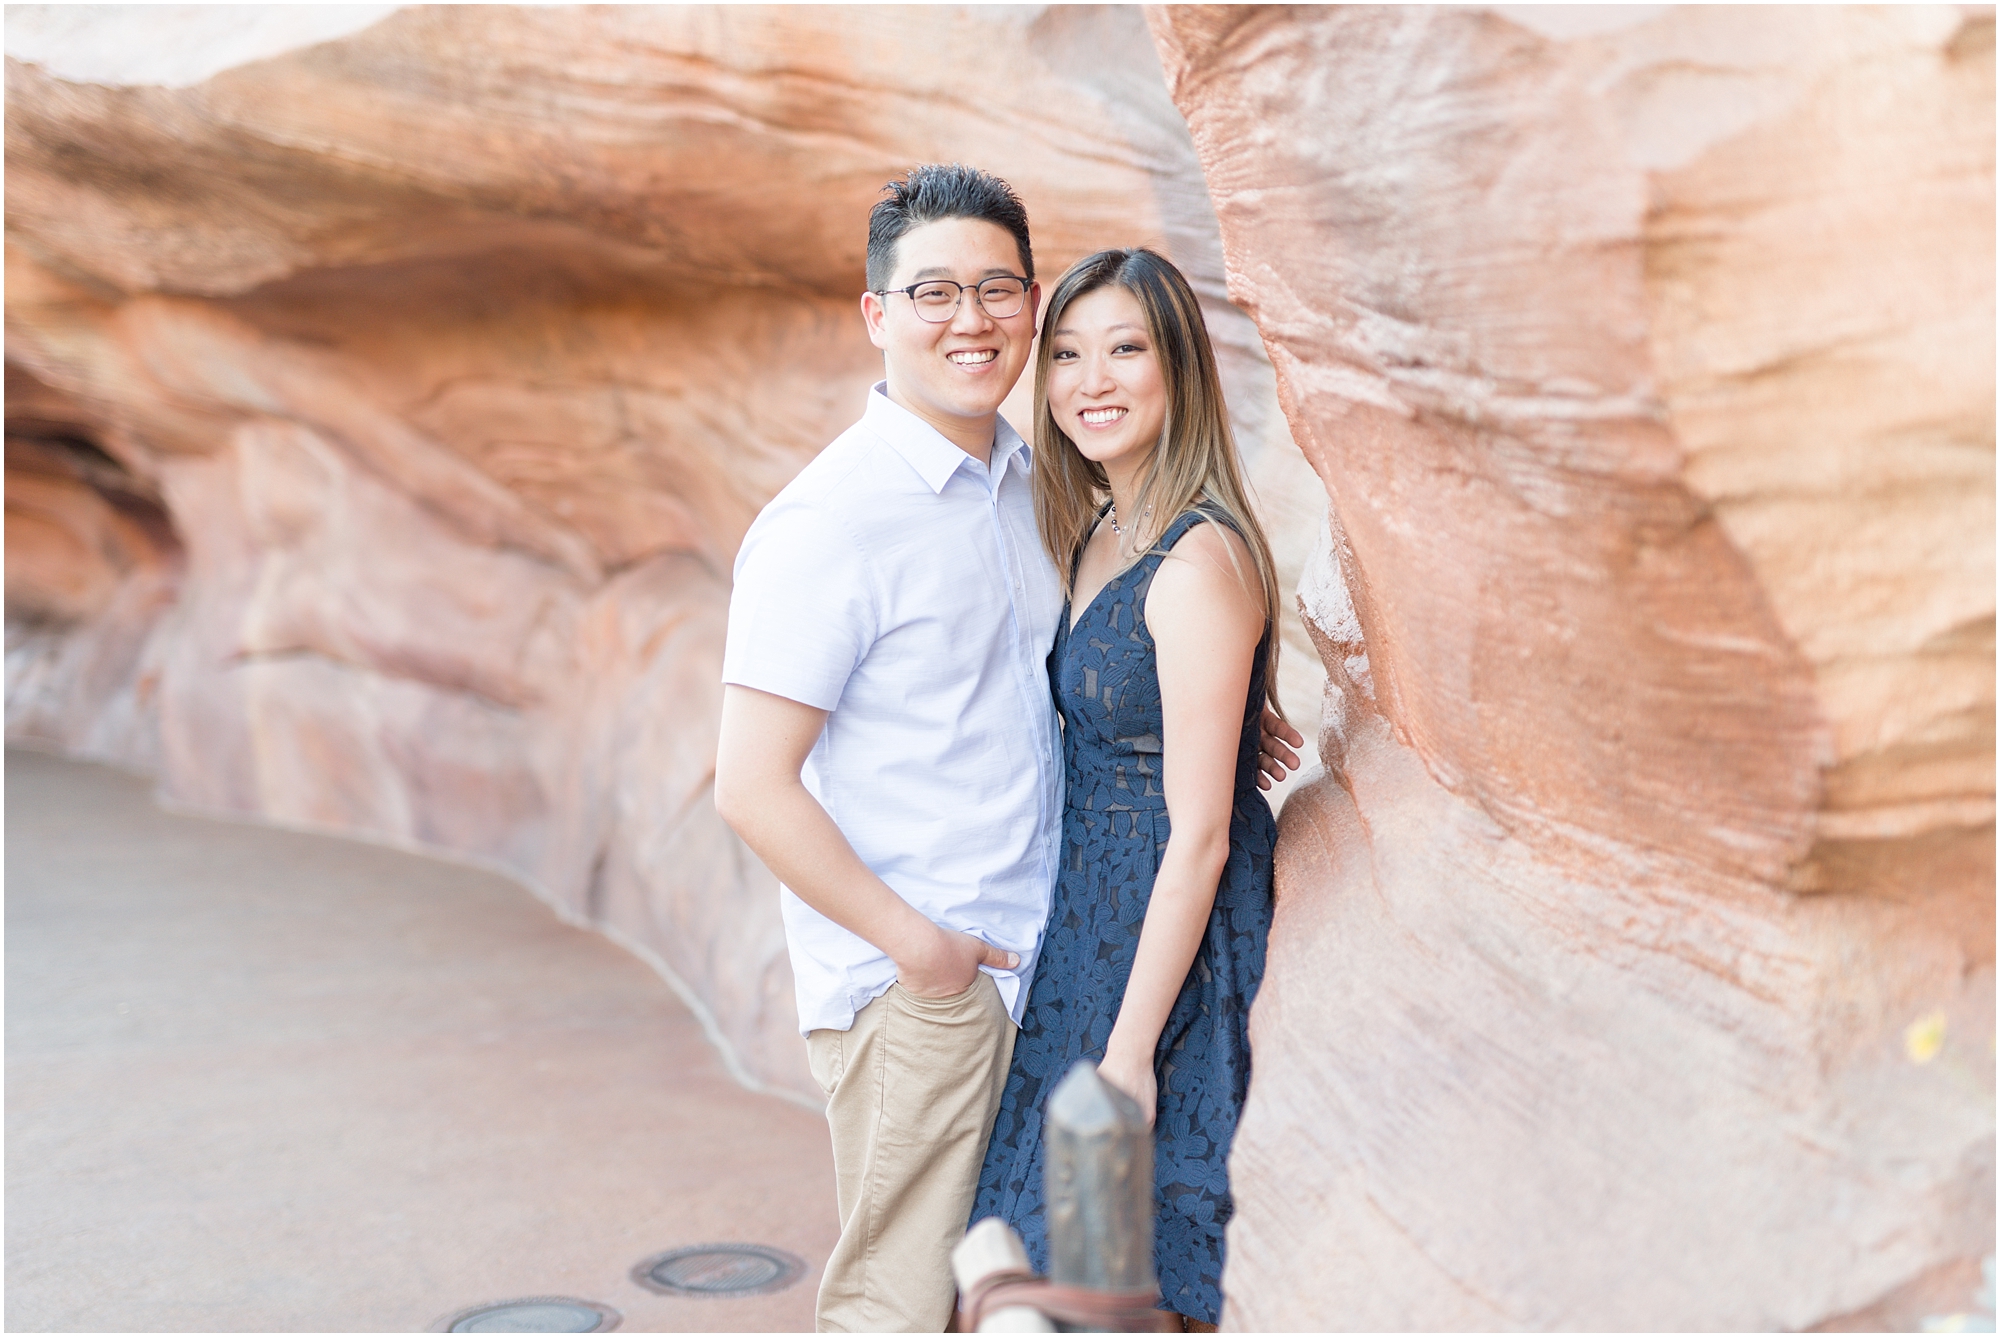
6, 749, 836, 1333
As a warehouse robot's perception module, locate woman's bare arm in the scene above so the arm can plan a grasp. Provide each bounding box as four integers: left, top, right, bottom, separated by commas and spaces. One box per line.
1097, 522, 1266, 1120
713, 684, 1017, 997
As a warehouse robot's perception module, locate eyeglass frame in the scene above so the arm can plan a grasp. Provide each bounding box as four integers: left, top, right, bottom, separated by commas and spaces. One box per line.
871, 274, 1034, 323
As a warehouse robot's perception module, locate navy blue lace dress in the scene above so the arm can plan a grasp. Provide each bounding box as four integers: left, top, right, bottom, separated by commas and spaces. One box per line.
972, 508, 1276, 1325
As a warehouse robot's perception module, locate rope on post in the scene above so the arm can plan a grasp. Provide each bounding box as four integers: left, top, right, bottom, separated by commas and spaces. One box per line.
953, 1221, 1054, 1333
962, 1271, 1179, 1332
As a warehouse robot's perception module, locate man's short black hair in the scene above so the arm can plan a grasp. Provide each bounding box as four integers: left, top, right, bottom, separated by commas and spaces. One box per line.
867, 164, 1034, 291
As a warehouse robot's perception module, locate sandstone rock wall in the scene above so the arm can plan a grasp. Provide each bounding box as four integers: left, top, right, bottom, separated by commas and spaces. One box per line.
1151, 5, 1994, 1329
4, 4, 1314, 1100
8, 4, 1992, 1328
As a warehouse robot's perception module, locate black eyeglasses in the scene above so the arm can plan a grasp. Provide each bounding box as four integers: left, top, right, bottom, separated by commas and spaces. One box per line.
874, 276, 1031, 323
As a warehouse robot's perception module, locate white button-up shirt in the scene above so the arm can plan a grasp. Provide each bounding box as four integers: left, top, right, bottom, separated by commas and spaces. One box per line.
723, 383, 1064, 1035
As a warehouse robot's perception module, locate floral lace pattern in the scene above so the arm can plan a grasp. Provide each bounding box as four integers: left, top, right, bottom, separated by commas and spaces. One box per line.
972, 509, 1276, 1325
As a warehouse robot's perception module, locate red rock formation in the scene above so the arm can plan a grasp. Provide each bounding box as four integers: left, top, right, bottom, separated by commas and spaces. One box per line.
10, 5, 1991, 1326
1150, 4, 1994, 1329
4, 5, 1316, 1100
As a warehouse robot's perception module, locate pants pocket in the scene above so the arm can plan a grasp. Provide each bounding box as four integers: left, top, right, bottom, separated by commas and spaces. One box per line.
890, 978, 985, 1014
806, 1026, 845, 1096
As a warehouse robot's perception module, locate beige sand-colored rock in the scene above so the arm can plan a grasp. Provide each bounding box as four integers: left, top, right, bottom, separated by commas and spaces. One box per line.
1150, 4, 1994, 1329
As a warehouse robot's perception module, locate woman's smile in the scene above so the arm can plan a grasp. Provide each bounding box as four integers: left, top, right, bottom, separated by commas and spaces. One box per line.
1048, 285, 1166, 471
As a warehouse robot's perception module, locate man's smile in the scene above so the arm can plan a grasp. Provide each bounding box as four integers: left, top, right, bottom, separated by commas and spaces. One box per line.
947, 349, 998, 366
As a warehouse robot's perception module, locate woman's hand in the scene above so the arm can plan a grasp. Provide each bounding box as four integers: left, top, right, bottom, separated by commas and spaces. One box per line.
1097, 1044, 1158, 1126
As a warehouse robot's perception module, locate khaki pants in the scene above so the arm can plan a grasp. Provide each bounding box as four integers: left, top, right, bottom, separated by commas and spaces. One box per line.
807, 974, 1016, 1333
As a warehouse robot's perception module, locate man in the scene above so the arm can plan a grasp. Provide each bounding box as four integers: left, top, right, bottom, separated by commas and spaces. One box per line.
715, 163, 1055, 1333
714, 164, 1299, 1332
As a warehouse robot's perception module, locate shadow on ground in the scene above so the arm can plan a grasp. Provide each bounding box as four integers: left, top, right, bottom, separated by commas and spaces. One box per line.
5, 749, 833, 1332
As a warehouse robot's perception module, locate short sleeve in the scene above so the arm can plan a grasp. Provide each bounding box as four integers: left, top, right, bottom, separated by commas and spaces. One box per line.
723, 498, 876, 712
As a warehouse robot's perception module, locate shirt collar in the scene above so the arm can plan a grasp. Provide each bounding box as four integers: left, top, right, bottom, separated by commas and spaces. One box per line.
865, 381, 1030, 494
994, 416, 1033, 478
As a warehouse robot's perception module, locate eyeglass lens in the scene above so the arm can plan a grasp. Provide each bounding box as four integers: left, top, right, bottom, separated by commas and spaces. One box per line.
907, 279, 1028, 322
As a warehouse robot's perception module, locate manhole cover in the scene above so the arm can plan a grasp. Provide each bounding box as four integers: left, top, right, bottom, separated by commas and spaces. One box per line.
631, 1243, 806, 1297
432, 1296, 620, 1333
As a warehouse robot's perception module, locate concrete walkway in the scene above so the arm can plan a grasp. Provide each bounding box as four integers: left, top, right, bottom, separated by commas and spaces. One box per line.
5, 749, 835, 1333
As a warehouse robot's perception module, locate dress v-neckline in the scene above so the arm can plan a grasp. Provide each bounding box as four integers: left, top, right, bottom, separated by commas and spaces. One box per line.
1065, 508, 1135, 635
1066, 565, 1131, 636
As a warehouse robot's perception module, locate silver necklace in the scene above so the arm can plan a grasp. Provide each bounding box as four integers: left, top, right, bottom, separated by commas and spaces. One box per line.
1108, 500, 1150, 537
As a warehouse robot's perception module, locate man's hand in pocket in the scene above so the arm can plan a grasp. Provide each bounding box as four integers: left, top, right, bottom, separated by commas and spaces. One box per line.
893, 925, 1018, 998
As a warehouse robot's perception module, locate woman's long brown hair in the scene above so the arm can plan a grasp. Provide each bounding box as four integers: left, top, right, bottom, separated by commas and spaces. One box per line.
1031, 247, 1284, 717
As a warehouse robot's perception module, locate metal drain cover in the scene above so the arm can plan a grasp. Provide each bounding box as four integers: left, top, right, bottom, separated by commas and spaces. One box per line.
433, 1296, 620, 1333
632, 1243, 806, 1297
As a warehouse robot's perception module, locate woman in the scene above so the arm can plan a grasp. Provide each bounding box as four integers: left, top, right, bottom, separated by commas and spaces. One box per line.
972, 249, 1281, 1331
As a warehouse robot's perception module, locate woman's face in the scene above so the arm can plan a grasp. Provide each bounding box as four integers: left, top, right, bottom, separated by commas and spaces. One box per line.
1046, 285, 1166, 477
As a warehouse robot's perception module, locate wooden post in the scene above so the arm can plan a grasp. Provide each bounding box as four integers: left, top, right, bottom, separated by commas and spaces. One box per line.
1045, 1059, 1155, 1294
952, 1218, 1056, 1333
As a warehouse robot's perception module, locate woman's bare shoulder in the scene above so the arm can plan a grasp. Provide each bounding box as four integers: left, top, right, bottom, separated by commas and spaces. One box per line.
1171, 515, 1254, 569
1148, 515, 1264, 630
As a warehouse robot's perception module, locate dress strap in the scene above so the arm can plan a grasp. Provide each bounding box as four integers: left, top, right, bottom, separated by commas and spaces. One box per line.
1069, 500, 1114, 587
1143, 507, 1224, 564
1136, 510, 1270, 641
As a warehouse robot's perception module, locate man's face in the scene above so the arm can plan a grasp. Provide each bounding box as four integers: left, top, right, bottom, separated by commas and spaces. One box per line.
861, 217, 1041, 447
